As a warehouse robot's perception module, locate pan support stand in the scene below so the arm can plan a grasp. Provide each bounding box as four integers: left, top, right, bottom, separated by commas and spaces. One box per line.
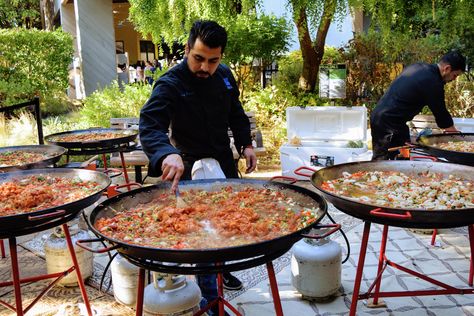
134, 261, 284, 316
0, 239, 5, 258
349, 222, 474, 316
0, 224, 93, 316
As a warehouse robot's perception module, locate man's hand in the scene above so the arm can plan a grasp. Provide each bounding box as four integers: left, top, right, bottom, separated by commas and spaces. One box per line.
243, 147, 257, 174
161, 154, 184, 192
443, 125, 460, 133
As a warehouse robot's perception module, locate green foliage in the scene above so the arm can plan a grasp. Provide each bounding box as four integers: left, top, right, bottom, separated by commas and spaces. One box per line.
0, 0, 41, 29
0, 28, 74, 106
362, 0, 474, 67
80, 82, 152, 127
128, 0, 263, 46
224, 13, 291, 97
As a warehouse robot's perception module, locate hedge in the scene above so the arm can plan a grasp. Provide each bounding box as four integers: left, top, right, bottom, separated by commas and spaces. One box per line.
0, 28, 73, 106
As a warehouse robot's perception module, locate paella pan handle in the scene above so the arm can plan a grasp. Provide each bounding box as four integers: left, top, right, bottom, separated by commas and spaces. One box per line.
301, 224, 341, 239
28, 209, 66, 221
410, 155, 438, 162
107, 182, 143, 198
76, 238, 120, 253
270, 176, 298, 184
293, 166, 317, 178
370, 208, 412, 220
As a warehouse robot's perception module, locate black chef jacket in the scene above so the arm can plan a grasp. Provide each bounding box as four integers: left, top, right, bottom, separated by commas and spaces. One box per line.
370, 63, 454, 159
139, 59, 252, 178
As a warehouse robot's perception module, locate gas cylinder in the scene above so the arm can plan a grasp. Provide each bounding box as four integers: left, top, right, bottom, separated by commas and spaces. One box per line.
143, 272, 202, 316
110, 254, 140, 307
290, 236, 342, 300
44, 227, 93, 287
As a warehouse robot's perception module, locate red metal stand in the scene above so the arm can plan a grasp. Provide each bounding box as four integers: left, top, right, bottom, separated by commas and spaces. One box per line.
134, 261, 284, 316
0, 224, 93, 316
0, 240, 5, 258
350, 222, 474, 316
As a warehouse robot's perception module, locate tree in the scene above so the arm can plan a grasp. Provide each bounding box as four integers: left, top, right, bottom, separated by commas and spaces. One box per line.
363, 0, 474, 71
0, 0, 42, 29
128, 0, 290, 95
287, 0, 356, 92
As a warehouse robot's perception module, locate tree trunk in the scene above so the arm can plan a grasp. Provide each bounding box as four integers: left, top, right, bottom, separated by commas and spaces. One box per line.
40, 0, 55, 31
291, 0, 337, 92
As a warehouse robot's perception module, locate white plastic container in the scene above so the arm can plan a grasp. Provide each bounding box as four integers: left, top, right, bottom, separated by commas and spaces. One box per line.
44, 228, 93, 287
111, 254, 140, 307
280, 106, 371, 179
291, 237, 342, 300
144, 273, 202, 316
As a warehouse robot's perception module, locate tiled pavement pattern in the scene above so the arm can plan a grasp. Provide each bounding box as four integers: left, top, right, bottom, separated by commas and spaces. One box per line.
232, 222, 474, 315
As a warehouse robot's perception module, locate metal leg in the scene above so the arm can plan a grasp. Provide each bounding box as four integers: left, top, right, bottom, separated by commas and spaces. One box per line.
372, 225, 389, 305
217, 273, 225, 316
134, 165, 143, 184
9, 238, 23, 316
267, 261, 284, 316
431, 229, 438, 246
102, 154, 108, 170
0, 240, 5, 258
349, 221, 372, 316
62, 224, 93, 316
469, 225, 474, 286
135, 268, 146, 316
119, 152, 131, 184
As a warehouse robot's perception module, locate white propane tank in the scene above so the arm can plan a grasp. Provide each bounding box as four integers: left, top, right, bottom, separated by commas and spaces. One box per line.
144, 273, 202, 316
110, 254, 140, 307
291, 236, 342, 300
44, 227, 93, 287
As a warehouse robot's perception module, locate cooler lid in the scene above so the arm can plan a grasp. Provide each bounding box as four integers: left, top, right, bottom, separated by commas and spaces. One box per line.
286, 106, 367, 142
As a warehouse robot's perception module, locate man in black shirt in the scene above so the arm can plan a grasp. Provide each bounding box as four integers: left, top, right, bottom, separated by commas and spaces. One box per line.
140, 21, 257, 188
370, 51, 466, 160
139, 20, 256, 313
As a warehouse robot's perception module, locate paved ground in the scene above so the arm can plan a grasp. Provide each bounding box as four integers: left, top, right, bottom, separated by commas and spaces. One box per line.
1, 168, 474, 315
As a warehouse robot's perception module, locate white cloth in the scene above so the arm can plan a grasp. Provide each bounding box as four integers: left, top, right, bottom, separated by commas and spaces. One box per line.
191, 158, 226, 180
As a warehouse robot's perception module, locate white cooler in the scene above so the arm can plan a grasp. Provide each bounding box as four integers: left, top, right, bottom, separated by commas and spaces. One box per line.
280, 106, 372, 179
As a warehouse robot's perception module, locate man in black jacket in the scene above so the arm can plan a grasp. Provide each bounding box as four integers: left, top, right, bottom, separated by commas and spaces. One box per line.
370, 51, 466, 160
139, 20, 256, 312
140, 21, 256, 188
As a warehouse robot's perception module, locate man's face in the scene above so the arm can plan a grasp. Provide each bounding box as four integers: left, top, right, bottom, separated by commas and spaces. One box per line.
185, 38, 222, 79
440, 64, 463, 83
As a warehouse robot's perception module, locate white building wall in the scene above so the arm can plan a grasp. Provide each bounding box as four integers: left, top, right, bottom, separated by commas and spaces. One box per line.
74, 0, 116, 96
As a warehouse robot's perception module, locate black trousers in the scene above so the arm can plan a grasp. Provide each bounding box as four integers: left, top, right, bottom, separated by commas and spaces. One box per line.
371, 124, 410, 160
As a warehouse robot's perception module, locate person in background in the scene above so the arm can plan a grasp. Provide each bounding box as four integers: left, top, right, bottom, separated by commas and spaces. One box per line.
153, 58, 162, 71
136, 60, 145, 83
370, 51, 466, 160
144, 61, 155, 85
139, 20, 257, 315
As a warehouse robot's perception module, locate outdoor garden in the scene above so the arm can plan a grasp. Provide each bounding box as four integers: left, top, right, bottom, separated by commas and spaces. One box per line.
1, 0, 473, 168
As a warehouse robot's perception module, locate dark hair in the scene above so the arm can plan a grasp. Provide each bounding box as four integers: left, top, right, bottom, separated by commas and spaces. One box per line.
439, 51, 466, 71
188, 20, 228, 53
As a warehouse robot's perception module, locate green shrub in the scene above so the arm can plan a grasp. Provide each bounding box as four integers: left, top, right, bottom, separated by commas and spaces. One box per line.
80, 81, 152, 127
0, 28, 73, 107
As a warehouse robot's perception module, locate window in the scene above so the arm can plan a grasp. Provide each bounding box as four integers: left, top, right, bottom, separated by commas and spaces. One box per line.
140, 40, 155, 62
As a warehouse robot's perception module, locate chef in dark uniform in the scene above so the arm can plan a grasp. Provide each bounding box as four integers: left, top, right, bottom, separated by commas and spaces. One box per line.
370, 51, 466, 160
139, 20, 256, 313
139, 20, 256, 188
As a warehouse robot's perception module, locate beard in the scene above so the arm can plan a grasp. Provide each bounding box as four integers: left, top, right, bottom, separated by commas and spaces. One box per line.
193, 71, 211, 79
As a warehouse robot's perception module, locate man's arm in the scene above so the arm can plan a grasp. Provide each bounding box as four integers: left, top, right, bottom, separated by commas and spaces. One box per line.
139, 82, 181, 179
427, 83, 454, 130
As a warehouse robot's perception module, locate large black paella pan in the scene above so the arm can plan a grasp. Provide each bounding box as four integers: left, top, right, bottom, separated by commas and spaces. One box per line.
417, 133, 474, 166
310, 160, 474, 229
85, 179, 328, 264
0, 145, 66, 172
0, 168, 110, 238
44, 128, 138, 149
